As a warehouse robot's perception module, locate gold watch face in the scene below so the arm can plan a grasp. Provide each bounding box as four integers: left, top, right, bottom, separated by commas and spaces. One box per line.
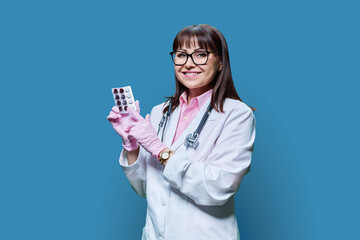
161, 152, 170, 159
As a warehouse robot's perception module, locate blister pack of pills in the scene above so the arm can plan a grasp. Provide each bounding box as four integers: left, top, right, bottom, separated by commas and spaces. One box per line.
112, 86, 137, 113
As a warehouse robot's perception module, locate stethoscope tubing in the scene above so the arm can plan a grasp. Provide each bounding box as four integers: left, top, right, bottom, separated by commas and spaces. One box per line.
157, 99, 212, 149
157, 99, 173, 142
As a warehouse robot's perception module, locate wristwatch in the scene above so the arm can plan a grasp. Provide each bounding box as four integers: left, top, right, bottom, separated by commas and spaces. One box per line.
159, 150, 172, 165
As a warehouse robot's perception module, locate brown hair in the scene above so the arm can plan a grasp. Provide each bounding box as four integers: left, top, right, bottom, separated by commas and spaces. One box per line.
163, 24, 255, 114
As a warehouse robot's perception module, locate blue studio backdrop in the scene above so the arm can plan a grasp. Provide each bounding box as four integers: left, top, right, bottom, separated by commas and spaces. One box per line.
0, 0, 359, 239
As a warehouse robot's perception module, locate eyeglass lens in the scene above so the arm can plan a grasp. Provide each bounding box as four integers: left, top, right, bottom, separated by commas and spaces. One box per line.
173, 51, 209, 65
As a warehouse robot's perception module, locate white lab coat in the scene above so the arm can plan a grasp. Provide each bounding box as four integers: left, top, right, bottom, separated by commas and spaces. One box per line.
119, 97, 256, 240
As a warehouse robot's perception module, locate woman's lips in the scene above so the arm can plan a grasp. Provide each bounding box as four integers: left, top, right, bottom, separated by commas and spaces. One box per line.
182, 72, 201, 78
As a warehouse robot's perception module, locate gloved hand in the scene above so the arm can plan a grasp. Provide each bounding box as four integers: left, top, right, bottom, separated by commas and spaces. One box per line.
127, 107, 168, 159
107, 100, 140, 152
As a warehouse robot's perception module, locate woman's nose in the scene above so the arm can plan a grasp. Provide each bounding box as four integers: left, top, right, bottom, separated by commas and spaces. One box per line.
184, 56, 196, 68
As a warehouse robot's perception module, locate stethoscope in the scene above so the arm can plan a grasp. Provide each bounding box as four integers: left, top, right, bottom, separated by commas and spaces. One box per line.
157, 99, 213, 149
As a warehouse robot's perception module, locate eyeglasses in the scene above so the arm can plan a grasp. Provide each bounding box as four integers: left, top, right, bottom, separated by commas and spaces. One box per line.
170, 50, 215, 66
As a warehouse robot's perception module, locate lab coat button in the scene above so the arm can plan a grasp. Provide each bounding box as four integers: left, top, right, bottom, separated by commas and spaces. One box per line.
161, 200, 166, 206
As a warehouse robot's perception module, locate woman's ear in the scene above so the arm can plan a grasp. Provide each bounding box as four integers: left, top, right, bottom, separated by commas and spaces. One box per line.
218, 62, 222, 71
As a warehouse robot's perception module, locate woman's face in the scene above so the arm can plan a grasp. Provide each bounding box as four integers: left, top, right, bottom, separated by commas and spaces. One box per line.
174, 40, 221, 96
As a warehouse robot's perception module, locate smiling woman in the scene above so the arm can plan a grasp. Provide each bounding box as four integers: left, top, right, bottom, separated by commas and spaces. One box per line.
107, 24, 256, 240
164, 24, 254, 114
171, 46, 221, 101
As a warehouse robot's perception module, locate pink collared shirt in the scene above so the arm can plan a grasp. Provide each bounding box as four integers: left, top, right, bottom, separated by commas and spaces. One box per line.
172, 89, 213, 145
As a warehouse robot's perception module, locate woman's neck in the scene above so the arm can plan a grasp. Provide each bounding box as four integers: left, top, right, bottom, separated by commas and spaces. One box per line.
187, 85, 212, 104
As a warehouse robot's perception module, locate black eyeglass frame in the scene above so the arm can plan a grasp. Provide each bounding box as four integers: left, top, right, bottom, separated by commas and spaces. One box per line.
169, 50, 216, 66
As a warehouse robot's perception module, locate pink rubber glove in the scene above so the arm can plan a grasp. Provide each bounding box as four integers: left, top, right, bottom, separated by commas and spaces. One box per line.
107, 100, 140, 152
127, 107, 168, 158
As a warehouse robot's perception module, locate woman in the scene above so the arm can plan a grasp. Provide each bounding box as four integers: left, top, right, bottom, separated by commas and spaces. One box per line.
107, 24, 256, 240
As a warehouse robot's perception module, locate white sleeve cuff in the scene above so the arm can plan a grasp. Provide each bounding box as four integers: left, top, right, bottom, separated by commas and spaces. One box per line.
119, 148, 141, 173
163, 151, 191, 189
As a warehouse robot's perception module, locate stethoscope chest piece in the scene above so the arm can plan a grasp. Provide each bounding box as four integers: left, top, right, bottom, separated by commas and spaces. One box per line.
184, 103, 213, 149
185, 133, 199, 149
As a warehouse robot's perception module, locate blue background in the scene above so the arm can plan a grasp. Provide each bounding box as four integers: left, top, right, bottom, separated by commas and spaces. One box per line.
1, 0, 359, 239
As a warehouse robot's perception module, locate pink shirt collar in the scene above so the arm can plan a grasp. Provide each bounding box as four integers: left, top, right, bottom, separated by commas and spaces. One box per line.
179, 89, 213, 109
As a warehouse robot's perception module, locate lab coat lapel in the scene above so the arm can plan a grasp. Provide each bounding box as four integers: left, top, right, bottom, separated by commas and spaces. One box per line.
162, 106, 180, 147
170, 98, 212, 151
